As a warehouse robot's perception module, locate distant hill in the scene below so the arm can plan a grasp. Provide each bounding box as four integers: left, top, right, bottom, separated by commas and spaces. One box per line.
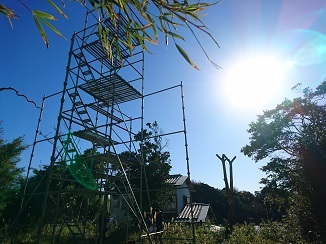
192, 182, 267, 224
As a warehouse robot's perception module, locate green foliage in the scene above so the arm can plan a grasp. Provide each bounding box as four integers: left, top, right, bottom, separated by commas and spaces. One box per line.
105, 221, 136, 243
176, 43, 199, 70
32, 9, 65, 48
225, 224, 263, 244
242, 82, 326, 161
133, 121, 172, 210
133, 222, 225, 243
4, 220, 310, 243
0, 126, 27, 213
0, 126, 27, 242
241, 81, 326, 242
233, 190, 266, 225
192, 182, 227, 223
225, 222, 306, 244
192, 182, 267, 225
130, 221, 306, 243
258, 157, 292, 219
258, 221, 304, 244
0, 4, 17, 27
1, 0, 220, 69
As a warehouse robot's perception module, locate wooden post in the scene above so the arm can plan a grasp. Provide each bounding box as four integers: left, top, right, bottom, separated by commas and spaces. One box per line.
216, 154, 236, 233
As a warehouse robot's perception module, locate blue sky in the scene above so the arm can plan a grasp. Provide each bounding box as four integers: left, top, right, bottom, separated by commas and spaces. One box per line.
1, 0, 326, 193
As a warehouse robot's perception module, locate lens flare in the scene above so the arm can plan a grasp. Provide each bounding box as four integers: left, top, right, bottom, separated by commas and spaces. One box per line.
292, 30, 326, 66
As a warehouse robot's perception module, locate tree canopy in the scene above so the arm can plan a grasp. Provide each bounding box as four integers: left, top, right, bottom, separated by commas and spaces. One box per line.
1, 0, 221, 69
0, 125, 27, 213
242, 82, 326, 161
130, 121, 172, 210
241, 81, 326, 242
192, 182, 267, 225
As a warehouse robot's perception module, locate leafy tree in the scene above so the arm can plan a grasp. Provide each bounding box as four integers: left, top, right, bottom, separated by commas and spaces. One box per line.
192, 182, 228, 224
0, 125, 27, 213
133, 121, 172, 211
258, 157, 292, 221
192, 182, 266, 225
241, 82, 326, 242
1, 0, 220, 69
233, 190, 266, 225
0, 126, 27, 242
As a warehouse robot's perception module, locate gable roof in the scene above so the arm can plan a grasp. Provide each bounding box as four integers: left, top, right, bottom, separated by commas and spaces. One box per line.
166, 174, 188, 186
175, 203, 214, 223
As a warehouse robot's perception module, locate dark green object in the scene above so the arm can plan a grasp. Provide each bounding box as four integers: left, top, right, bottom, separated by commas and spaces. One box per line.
63, 131, 97, 191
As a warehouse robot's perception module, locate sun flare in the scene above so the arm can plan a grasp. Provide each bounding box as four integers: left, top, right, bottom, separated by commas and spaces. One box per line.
221, 55, 286, 110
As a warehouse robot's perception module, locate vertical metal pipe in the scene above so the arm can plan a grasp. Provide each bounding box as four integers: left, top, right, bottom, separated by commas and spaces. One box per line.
6, 96, 45, 243
139, 45, 146, 244
141, 48, 151, 213
37, 33, 76, 244
100, 10, 119, 244
180, 81, 196, 244
23, 96, 45, 206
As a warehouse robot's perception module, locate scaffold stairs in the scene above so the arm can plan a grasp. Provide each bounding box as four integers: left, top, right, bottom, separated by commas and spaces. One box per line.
74, 52, 95, 83
68, 90, 94, 128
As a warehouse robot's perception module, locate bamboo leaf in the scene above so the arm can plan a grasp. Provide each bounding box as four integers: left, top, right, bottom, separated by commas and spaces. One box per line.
163, 13, 173, 17
126, 21, 134, 54
146, 13, 158, 41
47, 0, 68, 19
142, 0, 148, 12
104, 29, 110, 53
160, 15, 180, 26
171, 2, 183, 8
117, 0, 128, 13
175, 44, 199, 70
130, 21, 153, 31
0, 4, 18, 28
159, 17, 167, 33
167, 31, 185, 40
184, 5, 201, 12
32, 10, 56, 20
134, 33, 151, 53
32, 16, 49, 48
39, 17, 65, 39
0, 4, 18, 18
97, 23, 103, 43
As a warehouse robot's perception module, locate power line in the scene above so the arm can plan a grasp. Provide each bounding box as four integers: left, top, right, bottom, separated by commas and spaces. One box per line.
0, 87, 41, 109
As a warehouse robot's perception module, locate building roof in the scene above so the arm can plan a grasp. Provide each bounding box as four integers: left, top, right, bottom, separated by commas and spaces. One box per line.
166, 174, 188, 186
176, 203, 212, 222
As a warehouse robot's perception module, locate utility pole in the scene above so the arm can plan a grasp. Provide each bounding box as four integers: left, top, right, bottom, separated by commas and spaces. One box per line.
216, 154, 236, 233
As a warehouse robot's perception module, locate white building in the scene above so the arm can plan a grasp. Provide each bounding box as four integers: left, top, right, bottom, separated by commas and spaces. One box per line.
111, 174, 191, 222
163, 174, 191, 221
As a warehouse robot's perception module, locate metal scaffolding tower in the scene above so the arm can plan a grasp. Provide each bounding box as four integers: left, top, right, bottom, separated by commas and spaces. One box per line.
39, 10, 146, 243
7, 9, 195, 244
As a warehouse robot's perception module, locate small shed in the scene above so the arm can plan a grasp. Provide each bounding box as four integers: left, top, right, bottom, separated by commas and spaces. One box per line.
175, 203, 216, 224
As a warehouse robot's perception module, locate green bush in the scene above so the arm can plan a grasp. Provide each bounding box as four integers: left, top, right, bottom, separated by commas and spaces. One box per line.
225, 224, 265, 244
131, 222, 225, 243
225, 222, 306, 244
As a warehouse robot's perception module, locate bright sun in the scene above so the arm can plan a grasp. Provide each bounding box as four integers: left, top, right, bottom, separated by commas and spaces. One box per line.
221, 55, 286, 110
